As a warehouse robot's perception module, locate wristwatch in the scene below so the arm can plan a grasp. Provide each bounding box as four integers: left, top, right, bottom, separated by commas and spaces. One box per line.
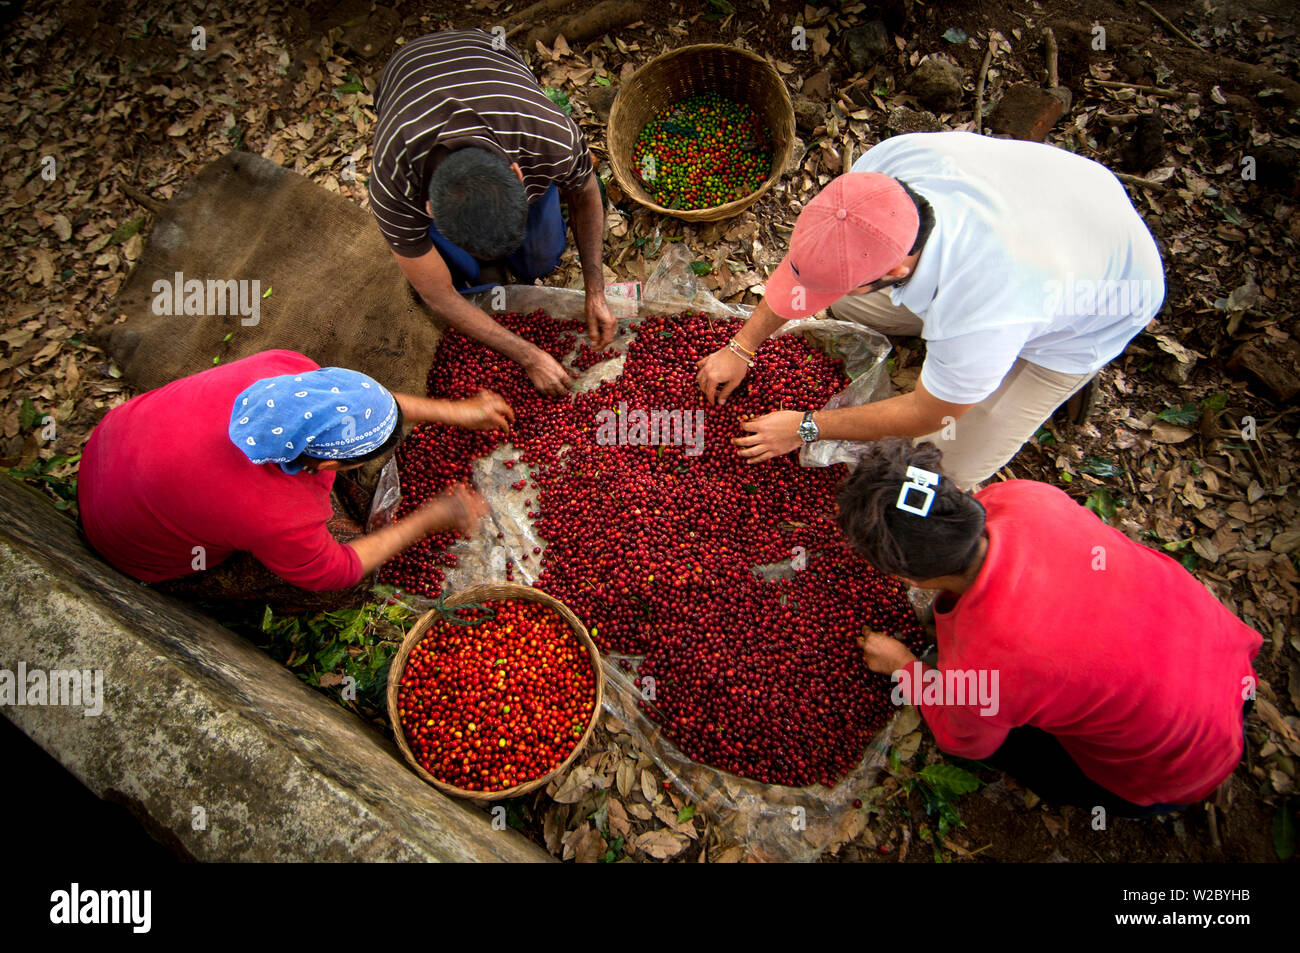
797, 411, 820, 443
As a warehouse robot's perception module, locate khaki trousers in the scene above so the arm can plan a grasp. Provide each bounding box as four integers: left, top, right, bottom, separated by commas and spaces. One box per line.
830, 291, 1095, 489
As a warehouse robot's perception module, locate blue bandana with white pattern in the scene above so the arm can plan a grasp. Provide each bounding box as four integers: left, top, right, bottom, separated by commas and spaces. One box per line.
229, 367, 398, 475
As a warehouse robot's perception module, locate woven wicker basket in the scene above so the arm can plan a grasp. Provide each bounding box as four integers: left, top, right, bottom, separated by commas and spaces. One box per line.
607, 43, 795, 222
386, 583, 605, 803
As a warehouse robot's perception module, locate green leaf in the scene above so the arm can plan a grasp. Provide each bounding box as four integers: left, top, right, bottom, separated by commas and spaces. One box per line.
1179, 552, 1198, 572
918, 763, 982, 800
1085, 488, 1116, 521
1060, 471, 1073, 483
222, 332, 233, 343
595, 75, 611, 86
942, 27, 968, 43
18, 399, 40, 432
544, 87, 572, 114
1274, 802, 1297, 861
1157, 403, 1199, 426
676, 804, 695, 823
262, 285, 273, 298
1078, 456, 1123, 478
1033, 425, 1056, 446
689, 260, 712, 276
1200, 393, 1228, 414
107, 216, 145, 246
335, 76, 365, 94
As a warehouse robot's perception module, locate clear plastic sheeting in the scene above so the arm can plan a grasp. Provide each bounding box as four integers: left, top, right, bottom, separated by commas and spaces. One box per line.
600, 656, 897, 863
366, 457, 403, 532
775, 317, 894, 468
385, 247, 900, 860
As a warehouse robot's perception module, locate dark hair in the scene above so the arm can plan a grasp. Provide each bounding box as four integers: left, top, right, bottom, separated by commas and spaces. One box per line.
895, 179, 935, 257
291, 404, 405, 471
836, 438, 985, 580
428, 147, 528, 259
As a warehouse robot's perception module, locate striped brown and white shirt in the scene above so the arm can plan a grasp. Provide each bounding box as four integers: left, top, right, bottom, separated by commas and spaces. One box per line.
369, 29, 593, 257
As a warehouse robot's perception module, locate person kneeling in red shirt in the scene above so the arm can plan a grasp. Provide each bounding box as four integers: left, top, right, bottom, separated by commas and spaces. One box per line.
835, 438, 1262, 818
78, 349, 510, 604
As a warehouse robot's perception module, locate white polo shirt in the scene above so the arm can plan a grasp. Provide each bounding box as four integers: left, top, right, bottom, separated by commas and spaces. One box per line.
851, 132, 1165, 404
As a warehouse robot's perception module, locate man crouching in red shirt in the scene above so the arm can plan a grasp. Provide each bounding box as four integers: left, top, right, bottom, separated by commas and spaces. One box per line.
78, 349, 510, 602
835, 437, 1262, 818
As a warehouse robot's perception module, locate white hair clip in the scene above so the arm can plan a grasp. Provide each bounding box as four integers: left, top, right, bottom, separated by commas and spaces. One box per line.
896, 466, 939, 517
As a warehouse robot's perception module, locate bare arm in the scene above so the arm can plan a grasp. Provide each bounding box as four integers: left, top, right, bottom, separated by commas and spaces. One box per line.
815, 381, 974, 442
347, 484, 486, 576
562, 171, 616, 350
732, 380, 975, 463
394, 391, 514, 431
561, 172, 606, 296
391, 247, 573, 395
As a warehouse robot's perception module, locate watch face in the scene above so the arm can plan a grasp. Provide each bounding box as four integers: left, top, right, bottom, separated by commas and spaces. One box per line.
799, 418, 818, 442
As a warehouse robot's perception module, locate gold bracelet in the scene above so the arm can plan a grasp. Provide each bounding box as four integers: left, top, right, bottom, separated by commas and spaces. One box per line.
725, 341, 754, 367
729, 337, 757, 358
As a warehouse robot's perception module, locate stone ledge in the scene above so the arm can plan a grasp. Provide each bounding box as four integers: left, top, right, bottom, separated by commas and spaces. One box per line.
0, 477, 550, 862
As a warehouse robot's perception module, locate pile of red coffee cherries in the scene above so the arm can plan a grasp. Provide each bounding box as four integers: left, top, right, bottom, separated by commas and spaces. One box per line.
395, 599, 596, 792
381, 311, 925, 787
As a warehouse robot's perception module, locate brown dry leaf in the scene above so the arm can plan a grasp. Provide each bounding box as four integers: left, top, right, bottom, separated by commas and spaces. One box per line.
639, 767, 657, 802
896, 729, 923, 762
1256, 698, 1299, 742
1152, 422, 1194, 443
566, 822, 607, 863
607, 797, 631, 839
626, 802, 653, 821
894, 705, 921, 735
543, 805, 567, 854
712, 845, 746, 863
634, 829, 689, 860
652, 802, 678, 828
615, 759, 634, 798
1270, 530, 1300, 555
1211, 523, 1240, 555
1042, 814, 1065, 838
828, 806, 868, 852
552, 765, 595, 803
52, 214, 71, 241
1, 327, 35, 350
1227, 501, 1255, 522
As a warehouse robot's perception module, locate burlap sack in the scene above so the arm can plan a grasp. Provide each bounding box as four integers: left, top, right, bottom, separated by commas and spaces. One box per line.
97, 150, 441, 397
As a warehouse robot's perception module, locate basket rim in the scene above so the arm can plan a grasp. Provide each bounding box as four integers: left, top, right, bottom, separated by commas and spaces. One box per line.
386, 583, 605, 803
606, 42, 795, 223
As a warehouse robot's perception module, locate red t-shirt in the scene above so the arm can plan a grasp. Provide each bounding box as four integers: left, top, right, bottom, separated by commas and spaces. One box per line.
78, 350, 364, 591
896, 480, 1261, 806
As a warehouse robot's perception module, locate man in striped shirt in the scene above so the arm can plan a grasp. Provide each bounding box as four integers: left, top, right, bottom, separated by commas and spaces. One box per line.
370, 29, 613, 395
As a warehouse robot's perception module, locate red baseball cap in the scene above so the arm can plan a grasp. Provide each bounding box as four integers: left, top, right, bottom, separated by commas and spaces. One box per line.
764, 173, 920, 320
